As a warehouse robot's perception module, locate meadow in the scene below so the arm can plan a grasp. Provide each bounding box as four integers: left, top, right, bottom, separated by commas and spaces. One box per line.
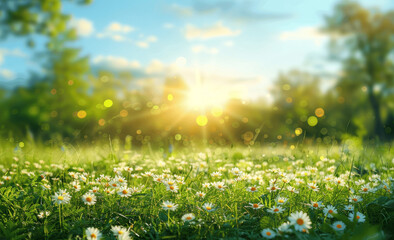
0, 143, 393, 240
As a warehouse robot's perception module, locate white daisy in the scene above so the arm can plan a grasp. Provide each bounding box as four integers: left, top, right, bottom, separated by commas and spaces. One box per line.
288, 211, 312, 232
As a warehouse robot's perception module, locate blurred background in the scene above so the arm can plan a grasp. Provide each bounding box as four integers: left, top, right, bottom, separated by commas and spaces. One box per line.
0, 0, 393, 148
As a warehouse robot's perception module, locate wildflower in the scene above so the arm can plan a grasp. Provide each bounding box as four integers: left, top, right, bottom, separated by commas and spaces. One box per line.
181, 213, 195, 222
70, 181, 81, 192
82, 192, 97, 205
307, 183, 319, 191
332, 221, 346, 231
162, 201, 178, 211
310, 201, 324, 209
323, 205, 337, 218
37, 211, 50, 219
86, 227, 102, 240
118, 186, 132, 197
360, 183, 374, 194
349, 212, 366, 223
287, 186, 299, 193
212, 181, 226, 191
349, 195, 363, 203
278, 221, 293, 234
261, 228, 276, 239
166, 184, 179, 193
41, 184, 51, 190
267, 206, 285, 214
249, 203, 264, 210
104, 188, 115, 194
267, 183, 280, 192
52, 190, 71, 204
111, 226, 129, 238
202, 183, 211, 188
202, 203, 215, 212
344, 204, 354, 211
196, 191, 206, 198
246, 186, 259, 192
2, 176, 11, 181
288, 211, 312, 232
276, 196, 288, 205
211, 171, 222, 178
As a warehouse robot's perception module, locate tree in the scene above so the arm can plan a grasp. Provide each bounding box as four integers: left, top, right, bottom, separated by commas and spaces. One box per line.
324, 1, 394, 140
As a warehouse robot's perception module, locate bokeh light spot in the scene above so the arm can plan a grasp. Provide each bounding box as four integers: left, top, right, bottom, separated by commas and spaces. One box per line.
98, 119, 105, 126
120, 109, 128, 117
136, 129, 142, 134
196, 115, 208, 126
315, 108, 325, 117
175, 134, 182, 141
308, 116, 318, 127
77, 110, 87, 119
104, 99, 113, 108
19, 142, 24, 148
211, 106, 223, 117
167, 94, 174, 101
295, 128, 303, 136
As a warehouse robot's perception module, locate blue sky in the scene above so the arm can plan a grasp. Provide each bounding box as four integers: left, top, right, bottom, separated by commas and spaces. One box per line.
0, 0, 392, 101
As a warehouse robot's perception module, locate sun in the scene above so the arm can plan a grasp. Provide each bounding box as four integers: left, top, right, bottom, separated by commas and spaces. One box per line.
186, 84, 227, 110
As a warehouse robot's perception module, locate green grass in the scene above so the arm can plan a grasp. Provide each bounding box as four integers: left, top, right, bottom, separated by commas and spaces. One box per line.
0, 143, 393, 239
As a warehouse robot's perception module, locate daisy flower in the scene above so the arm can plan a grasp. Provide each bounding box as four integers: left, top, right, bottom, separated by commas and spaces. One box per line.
181, 213, 195, 222
287, 186, 299, 194
86, 227, 102, 240
90, 186, 100, 194
118, 186, 132, 197
104, 188, 115, 194
276, 196, 288, 205
52, 190, 71, 204
249, 203, 264, 210
278, 221, 293, 234
37, 211, 50, 219
41, 184, 51, 190
323, 205, 337, 218
310, 201, 324, 209
332, 221, 346, 231
359, 183, 372, 194
349, 212, 366, 223
267, 183, 280, 192
261, 228, 276, 239
202, 183, 211, 188
212, 181, 226, 191
162, 201, 178, 211
307, 183, 319, 191
211, 171, 222, 178
246, 186, 259, 192
344, 204, 354, 211
288, 211, 312, 232
267, 206, 285, 214
166, 184, 179, 193
349, 195, 363, 203
82, 192, 97, 205
70, 181, 81, 192
196, 191, 206, 198
111, 226, 129, 238
202, 203, 215, 212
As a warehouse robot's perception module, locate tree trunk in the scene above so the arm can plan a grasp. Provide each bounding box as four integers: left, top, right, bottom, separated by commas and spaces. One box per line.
367, 87, 386, 140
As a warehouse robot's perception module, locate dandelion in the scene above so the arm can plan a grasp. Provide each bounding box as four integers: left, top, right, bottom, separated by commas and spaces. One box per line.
261, 228, 276, 239
202, 203, 215, 212
349, 212, 366, 223
267, 206, 285, 214
332, 221, 346, 231
86, 227, 102, 240
323, 205, 337, 218
118, 186, 132, 197
82, 192, 97, 205
288, 211, 312, 232
181, 213, 195, 222
249, 203, 264, 210
162, 201, 178, 211
246, 186, 259, 192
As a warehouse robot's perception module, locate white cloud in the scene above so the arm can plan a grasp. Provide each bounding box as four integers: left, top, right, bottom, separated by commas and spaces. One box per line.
136, 41, 149, 48
0, 69, 14, 80
279, 26, 327, 46
92, 55, 140, 70
163, 23, 174, 29
97, 22, 134, 42
106, 22, 134, 33
147, 36, 157, 42
145, 59, 165, 74
223, 40, 234, 47
69, 18, 94, 37
191, 45, 219, 54
185, 22, 241, 40
0, 48, 26, 66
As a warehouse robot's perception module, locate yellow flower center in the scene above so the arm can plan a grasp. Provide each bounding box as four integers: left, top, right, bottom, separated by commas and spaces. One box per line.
328, 210, 333, 214
122, 190, 128, 194
279, 199, 284, 203
274, 208, 279, 212
118, 231, 123, 235
170, 186, 174, 190
186, 216, 192, 220
313, 203, 318, 207
363, 188, 368, 192
91, 233, 97, 238
253, 204, 259, 208
57, 196, 64, 200
206, 206, 212, 210
336, 224, 342, 229
167, 205, 173, 208
267, 232, 271, 236
251, 187, 256, 191
86, 197, 92, 202
356, 216, 360, 219
353, 198, 358, 202
297, 218, 304, 225
271, 187, 276, 191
